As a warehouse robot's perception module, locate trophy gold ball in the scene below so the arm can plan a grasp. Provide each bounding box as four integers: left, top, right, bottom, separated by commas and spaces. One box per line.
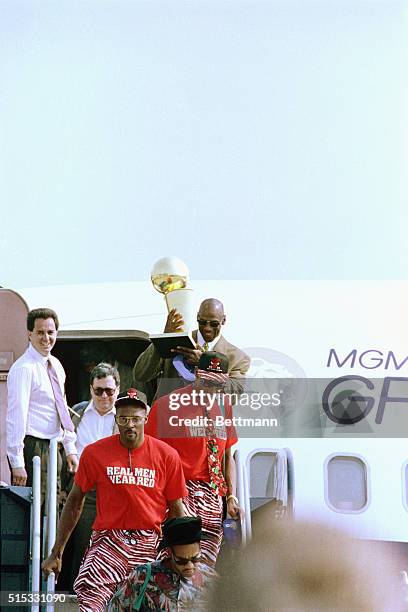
150, 256, 194, 331
150, 256, 189, 295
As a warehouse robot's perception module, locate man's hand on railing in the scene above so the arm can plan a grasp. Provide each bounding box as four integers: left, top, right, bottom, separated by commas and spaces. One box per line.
42, 553, 62, 581
66, 453, 79, 473
11, 466, 27, 486
226, 495, 241, 519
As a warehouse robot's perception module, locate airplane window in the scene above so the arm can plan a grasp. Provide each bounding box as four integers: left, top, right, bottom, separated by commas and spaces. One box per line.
250, 452, 277, 498
249, 451, 288, 515
326, 455, 368, 512
404, 463, 408, 512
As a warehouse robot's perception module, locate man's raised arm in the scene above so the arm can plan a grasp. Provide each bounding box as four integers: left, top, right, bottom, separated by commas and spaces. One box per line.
133, 309, 184, 382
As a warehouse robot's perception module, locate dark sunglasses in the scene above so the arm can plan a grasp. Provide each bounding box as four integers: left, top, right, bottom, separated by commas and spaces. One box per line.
92, 387, 117, 397
197, 318, 221, 328
172, 553, 201, 566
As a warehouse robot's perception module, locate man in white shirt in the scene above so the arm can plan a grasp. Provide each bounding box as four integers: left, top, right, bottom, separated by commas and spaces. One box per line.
6, 308, 78, 496
73, 362, 120, 458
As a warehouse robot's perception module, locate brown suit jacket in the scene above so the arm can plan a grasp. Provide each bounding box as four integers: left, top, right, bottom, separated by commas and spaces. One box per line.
133, 330, 250, 402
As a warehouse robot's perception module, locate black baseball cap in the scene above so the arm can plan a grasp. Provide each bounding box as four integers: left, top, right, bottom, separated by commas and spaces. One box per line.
115, 388, 148, 411
158, 516, 207, 551
197, 351, 229, 373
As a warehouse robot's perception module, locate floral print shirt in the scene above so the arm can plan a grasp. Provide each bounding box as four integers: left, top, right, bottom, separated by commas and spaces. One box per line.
107, 559, 216, 611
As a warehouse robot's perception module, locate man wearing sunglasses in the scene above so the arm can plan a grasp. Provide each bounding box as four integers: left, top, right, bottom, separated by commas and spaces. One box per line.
108, 516, 216, 611
42, 389, 187, 612
133, 298, 250, 402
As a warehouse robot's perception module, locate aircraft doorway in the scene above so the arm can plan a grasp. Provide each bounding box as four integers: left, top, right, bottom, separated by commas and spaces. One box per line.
54, 330, 150, 407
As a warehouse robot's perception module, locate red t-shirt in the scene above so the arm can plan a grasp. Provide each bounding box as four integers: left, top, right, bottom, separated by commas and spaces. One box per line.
144, 385, 238, 481
74, 434, 187, 532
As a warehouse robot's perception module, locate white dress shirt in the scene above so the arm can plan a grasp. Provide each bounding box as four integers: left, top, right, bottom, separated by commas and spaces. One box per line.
6, 343, 77, 468
197, 330, 221, 351
76, 400, 116, 458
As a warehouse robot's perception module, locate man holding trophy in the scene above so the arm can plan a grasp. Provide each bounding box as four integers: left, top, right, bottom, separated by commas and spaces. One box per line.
133, 257, 250, 403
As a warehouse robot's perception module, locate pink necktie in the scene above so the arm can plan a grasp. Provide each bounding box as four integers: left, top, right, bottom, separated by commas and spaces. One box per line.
47, 360, 74, 432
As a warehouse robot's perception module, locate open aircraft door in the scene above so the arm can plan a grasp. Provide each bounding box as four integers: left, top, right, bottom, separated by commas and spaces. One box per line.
0, 289, 29, 485
54, 329, 150, 407
242, 447, 294, 539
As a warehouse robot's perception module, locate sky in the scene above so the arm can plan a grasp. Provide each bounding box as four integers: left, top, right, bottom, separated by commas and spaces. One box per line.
1, 0, 407, 288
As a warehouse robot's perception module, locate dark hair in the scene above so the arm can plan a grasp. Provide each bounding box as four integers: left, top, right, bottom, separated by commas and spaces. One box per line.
27, 308, 60, 331
89, 362, 120, 387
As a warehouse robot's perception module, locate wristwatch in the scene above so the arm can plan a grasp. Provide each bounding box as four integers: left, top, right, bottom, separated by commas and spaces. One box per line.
226, 494, 239, 504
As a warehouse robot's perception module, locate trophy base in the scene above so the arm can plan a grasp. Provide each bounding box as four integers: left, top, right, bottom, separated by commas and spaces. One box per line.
149, 332, 196, 359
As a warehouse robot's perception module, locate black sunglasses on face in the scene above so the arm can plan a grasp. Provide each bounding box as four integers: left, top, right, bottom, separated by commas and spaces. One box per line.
171, 553, 201, 566
92, 387, 117, 397
197, 319, 221, 328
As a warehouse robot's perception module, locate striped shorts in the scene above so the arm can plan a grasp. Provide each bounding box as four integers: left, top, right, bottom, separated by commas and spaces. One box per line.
183, 480, 223, 567
74, 528, 159, 612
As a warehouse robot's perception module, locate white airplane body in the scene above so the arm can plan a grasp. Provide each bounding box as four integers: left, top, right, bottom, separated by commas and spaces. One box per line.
1, 280, 407, 547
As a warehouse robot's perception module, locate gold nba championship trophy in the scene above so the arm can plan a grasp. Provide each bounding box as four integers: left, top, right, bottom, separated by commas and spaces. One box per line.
149, 256, 196, 358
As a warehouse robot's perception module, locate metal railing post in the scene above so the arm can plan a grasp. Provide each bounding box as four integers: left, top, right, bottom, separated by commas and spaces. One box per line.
234, 449, 247, 545
242, 453, 252, 540
46, 437, 58, 612
31, 456, 41, 612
